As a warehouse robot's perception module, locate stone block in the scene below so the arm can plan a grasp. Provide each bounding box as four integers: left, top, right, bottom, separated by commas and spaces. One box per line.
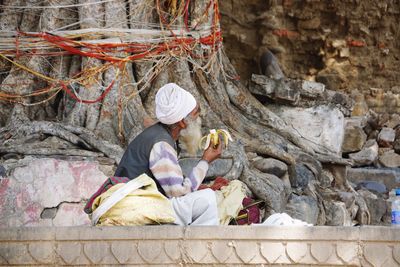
362, 243, 392, 267
378, 150, 400, 167
1, 226, 400, 266
110, 241, 141, 264
252, 157, 287, 177
0, 243, 35, 265
393, 245, 400, 265
183, 240, 212, 263
378, 127, 396, 147
385, 113, 400, 128
348, 139, 378, 166
297, 17, 321, 30
1, 158, 107, 228
310, 242, 334, 263
345, 116, 368, 128
52, 203, 90, 226
358, 190, 387, 224
285, 194, 319, 225
336, 242, 359, 263
286, 242, 313, 263
260, 242, 291, 264
234, 241, 261, 263
290, 164, 315, 189
28, 242, 54, 264
56, 242, 90, 265
180, 158, 233, 178
271, 105, 345, 155
347, 168, 400, 191
84, 242, 119, 264
250, 74, 275, 96
300, 80, 325, 97
342, 125, 367, 153
274, 79, 301, 103
324, 201, 352, 226
210, 241, 235, 263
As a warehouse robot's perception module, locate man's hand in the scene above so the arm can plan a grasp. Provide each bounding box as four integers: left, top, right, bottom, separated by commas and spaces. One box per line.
201, 139, 222, 163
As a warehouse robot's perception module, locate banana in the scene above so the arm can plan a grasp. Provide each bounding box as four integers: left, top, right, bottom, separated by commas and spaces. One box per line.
199, 129, 233, 150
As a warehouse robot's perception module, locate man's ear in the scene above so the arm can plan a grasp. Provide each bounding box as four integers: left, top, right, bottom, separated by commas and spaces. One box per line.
178, 119, 186, 129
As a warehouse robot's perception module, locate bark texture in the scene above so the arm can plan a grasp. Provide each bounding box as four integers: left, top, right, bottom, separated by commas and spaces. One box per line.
0, 0, 372, 225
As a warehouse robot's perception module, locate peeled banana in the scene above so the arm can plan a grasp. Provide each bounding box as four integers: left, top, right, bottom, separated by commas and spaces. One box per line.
199, 129, 233, 150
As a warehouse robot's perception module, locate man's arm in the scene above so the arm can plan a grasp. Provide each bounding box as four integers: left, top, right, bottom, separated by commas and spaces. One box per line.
149, 141, 209, 198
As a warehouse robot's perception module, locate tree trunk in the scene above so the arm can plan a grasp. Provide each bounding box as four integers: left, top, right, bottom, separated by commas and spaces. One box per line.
0, 0, 369, 225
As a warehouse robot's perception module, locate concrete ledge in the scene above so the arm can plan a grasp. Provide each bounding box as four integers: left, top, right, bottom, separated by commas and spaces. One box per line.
0, 226, 399, 266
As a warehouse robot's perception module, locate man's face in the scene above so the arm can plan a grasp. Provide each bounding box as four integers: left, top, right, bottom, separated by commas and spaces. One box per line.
179, 108, 202, 156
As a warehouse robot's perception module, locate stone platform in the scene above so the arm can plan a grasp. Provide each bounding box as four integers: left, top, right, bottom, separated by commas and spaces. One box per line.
1, 226, 399, 266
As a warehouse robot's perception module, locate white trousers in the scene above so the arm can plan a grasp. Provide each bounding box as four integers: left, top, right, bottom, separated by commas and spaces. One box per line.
171, 188, 219, 226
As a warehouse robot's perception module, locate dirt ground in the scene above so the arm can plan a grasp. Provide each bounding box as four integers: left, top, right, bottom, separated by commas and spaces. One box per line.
220, 0, 400, 113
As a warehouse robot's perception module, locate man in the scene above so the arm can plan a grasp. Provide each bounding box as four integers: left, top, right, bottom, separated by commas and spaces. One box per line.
115, 83, 222, 225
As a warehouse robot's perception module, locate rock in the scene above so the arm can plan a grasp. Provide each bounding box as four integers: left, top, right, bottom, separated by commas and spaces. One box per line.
241, 170, 288, 212
382, 199, 393, 225
351, 93, 369, 116
366, 110, 380, 130
341, 125, 367, 153
285, 194, 319, 225
385, 113, 400, 129
289, 164, 315, 189
348, 139, 378, 166
367, 130, 379, 140
319, 169, 334, 188
394, 138, 400, 154
292, 151, 323, 179
260, 49, 285, 79
378, 147, 392, 156
316, 71, 342, 91
345, 116, 368, 129
378, 112, 390, 128
327, 90, 354, 116
357, 190, 387, 224
250, 75, 325, 101
300, 80, 325, 98
377, 127, 396, 147
332, 39, 347, 48
252, 158, 288, 178
337, 192, 356, 209
324, 201, 352, 226
347, 167, 400, 191
0, 165, 5, 177
180, 158, 233, 178
378, 150, 400, 168
52, 203, 90, 226
355, 181, 387, 195
246, 152, 258, 161
250, 74, 275, 96
297, 17, 321, 30
0, 157, 107, 227
271, 105, 345, 155
339, 47, 350, 58
40, 207, 58, 219
274, 79, 300, 103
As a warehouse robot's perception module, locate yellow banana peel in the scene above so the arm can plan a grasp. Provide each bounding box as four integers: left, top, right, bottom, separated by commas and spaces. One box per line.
199, 129, 233, 150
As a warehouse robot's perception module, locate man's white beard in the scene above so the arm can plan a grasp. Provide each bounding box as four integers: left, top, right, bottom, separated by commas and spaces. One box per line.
179, 117, 202, 156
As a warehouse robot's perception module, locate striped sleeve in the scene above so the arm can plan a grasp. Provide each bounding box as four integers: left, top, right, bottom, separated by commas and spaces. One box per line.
149, 141, 209, 198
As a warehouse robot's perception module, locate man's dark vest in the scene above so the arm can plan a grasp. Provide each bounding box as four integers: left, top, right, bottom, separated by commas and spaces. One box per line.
114, 122, 176, 196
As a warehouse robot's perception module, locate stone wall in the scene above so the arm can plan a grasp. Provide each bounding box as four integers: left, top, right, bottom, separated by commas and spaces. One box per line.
0, 226, 399, 266
220, 0, 400, 113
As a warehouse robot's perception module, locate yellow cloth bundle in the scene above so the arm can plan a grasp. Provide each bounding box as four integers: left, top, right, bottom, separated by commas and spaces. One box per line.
215, 180, 247, 225
92, 174, 175, 226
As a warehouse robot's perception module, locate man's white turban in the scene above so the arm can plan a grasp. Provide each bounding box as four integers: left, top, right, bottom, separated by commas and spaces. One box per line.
155, 83, 197, 125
